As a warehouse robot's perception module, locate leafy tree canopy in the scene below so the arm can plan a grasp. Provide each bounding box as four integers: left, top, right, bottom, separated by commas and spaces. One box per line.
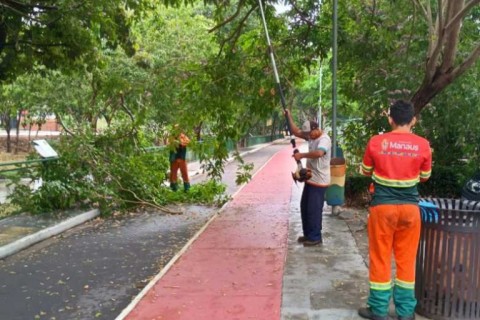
0, 0, 154, 80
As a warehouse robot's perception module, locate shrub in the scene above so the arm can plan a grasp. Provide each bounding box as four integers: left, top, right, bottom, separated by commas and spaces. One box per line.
345, 174, 371, 208
344, 164, 475, 208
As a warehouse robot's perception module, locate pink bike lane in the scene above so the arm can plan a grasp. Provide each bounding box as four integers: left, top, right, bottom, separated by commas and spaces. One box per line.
122, 144, 293, 320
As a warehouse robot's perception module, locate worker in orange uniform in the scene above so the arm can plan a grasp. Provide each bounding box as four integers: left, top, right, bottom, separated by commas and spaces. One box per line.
169, 126, 191, 192
358, 100, 432, 320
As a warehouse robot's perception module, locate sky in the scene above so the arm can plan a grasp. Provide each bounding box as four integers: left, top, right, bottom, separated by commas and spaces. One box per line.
274, 3, 291, 14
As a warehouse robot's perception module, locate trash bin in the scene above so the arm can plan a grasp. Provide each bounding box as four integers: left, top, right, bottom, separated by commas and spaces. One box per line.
416, 198, 480, 320
326, 157, 346, 206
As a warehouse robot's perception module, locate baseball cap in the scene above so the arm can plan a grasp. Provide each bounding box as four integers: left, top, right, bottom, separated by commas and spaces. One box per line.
302, 120, 319, 132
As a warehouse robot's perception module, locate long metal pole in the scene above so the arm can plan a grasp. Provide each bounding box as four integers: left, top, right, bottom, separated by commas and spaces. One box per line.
257, 0, 296, 149
332, 0, 338, 158
318, 60, 323, 128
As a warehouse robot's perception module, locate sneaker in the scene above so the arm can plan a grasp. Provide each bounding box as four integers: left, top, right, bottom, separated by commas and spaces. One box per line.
303, 239, 323, 247
297, 236, 307, 243
398, 315, 415, 320
358, 307, 388, 320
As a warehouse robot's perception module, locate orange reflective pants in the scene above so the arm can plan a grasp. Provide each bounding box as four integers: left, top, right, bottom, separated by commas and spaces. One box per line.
170, 159, 189, 183
367, 204, 421, 316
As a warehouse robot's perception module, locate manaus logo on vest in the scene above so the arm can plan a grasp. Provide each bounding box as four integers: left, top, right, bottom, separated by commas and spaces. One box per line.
381, 139, 389, 152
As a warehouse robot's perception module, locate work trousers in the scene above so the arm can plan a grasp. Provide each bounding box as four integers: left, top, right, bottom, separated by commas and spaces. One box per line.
300, 183, 327, 241
367, 204, 421, 317
170, 158, 189, 184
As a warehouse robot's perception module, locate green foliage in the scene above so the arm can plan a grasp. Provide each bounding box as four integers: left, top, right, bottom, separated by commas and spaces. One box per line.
3, 0, 477, 214
344, 164, 476, 208
345, 174, 371, 208
418, 165, 475, 199
163, 180, 229, 207
8, 127, 228, 215
416, 70, 480, 168
0, 0, 154, 81
0, 203, 21, 219
9, 156, 95, 215
233, 152, 254, 185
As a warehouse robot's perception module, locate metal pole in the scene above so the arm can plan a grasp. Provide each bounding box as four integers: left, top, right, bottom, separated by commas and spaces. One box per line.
332, 0, 338, 158
318, 59, 323, 128
257, 0, 296, 149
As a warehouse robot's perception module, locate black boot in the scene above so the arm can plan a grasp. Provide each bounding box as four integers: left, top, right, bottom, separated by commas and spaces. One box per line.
358, 307, 388, 320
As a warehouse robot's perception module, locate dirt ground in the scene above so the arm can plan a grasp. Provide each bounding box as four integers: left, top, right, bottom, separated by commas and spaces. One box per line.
0, 135, 61, 162
340, 207, 370, 266
0, 137, 34, 160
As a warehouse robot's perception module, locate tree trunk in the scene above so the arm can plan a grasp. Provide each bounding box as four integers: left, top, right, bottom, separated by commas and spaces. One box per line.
411, 69, 456, 115
5, 123, 11, 153
14, 110, 22, 155
1, 113, 12, 153
270, 115, 277, 140
411, 0, 480, 115
194, 122, 203, 141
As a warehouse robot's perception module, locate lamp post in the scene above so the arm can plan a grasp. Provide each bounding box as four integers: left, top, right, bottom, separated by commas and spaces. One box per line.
332, 0, 338, 158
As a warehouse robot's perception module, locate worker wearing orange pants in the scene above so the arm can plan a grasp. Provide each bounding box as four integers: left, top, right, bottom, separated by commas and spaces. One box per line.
359, 100, 432, 320
367, 204, 421, 317
169, 129, 191, 192
170, 158, 189, 191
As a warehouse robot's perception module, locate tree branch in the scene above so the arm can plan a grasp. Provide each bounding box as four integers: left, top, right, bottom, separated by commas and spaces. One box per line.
436, 0, 443, 35
440, 0, 463, 73
412, 0, 429, 21
54, 112, 75, 136
450, 43, 480, 80
444, 0, 480, 32
119, 94, 135, 124
289, 0, 316, 27
216, 5, 257, 56
110, 174, 183, 214
209, 0, 246, 33
424, 0, 447, 81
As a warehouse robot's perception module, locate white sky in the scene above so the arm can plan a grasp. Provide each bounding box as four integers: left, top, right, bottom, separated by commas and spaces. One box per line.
274, 3, 291, 14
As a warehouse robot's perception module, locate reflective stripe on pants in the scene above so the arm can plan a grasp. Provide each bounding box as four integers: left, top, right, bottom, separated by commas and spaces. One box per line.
367, 204, 421, 317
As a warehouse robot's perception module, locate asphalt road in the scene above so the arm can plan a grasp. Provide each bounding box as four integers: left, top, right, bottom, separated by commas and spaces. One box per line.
0, 141, 289, 320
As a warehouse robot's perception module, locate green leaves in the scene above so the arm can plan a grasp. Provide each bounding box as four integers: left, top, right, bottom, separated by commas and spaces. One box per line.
0, 0, 154, 81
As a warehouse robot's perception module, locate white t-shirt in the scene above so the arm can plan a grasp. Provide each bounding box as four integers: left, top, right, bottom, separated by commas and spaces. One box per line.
306, 132, 331, 186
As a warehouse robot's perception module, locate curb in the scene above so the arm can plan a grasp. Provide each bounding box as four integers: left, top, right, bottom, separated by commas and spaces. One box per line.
0, 208, 100, 259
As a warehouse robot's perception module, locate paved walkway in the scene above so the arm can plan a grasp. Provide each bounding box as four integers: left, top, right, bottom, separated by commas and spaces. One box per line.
116, 142, 430, 320
119, 143, 293, 320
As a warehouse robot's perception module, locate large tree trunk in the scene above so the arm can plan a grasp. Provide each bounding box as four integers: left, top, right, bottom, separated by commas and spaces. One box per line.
411, 69, 456, 114
411, 0, 480, 114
